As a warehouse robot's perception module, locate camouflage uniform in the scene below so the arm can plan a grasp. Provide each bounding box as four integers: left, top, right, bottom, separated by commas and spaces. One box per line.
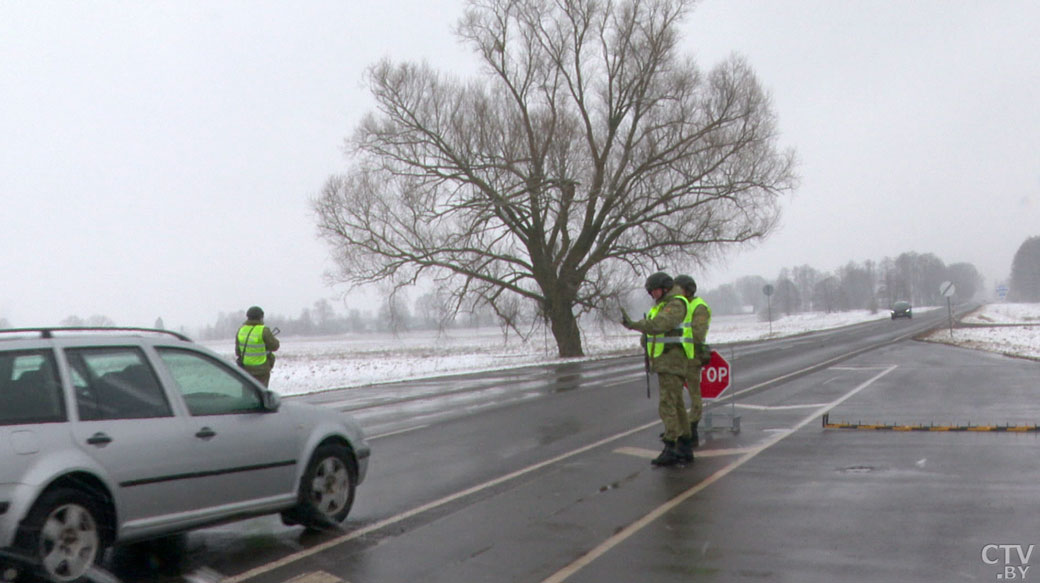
624, 286, 693, 443
235, 318, 280, 387
685, 302, 711, 423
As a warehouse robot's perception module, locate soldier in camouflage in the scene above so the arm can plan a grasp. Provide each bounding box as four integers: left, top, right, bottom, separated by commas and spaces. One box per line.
622, 272, 695, 466
674, 274, 711, 449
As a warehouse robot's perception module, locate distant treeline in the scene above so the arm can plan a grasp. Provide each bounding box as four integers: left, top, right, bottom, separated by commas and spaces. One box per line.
195, 298, 508, 340
37, 241, 1040, 339
701, 251, 985, 317
196, 250, 988, 339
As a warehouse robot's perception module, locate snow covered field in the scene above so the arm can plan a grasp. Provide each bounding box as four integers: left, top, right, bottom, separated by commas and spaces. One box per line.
203, 303, 1040, 397
922, 302, 1040, 361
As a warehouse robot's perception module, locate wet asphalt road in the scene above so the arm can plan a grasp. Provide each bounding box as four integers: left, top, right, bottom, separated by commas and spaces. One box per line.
101, 306, 1040, 582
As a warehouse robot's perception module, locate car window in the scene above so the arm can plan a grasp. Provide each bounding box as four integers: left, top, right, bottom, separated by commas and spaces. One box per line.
0, 350, 65, 425
156, 348, 263, 416
65, 347, 172, 420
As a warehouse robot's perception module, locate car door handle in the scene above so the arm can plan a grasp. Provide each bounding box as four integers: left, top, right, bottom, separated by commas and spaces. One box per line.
195, 427, 217, 440
86, 432, 112, 446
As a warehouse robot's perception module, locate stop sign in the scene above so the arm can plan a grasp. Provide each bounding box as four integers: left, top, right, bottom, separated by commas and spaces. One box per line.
700, 350, 731, 399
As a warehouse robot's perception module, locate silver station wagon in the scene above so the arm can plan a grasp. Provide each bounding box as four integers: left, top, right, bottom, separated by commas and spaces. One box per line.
0, 328, 369, 582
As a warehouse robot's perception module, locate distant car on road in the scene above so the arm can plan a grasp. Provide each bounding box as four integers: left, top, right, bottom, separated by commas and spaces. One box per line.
890, 301, 912, 319
0, 327, 369, 583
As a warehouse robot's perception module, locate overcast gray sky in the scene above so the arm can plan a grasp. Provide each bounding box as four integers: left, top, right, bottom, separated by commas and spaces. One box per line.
2, 1, 1037, 330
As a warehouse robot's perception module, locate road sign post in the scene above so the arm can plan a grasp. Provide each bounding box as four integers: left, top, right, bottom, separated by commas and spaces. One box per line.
701, 351, 739, 433
762, 284, 774, 336
940, 281, 956, 337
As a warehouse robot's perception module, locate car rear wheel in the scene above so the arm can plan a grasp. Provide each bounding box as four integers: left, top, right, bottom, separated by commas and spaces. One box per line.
289, 443, 357, 530
16, 488, 106, 583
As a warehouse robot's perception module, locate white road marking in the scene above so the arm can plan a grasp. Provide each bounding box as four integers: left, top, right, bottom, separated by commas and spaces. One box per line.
614, 446, 755, 459
369, 424, 430, 440
613, 446, 658, 459
283, 572, 345, 583
719, 352, 903, 402
733, 403, 830, 411
182, 567, 224, 583
222, 418, 662, 582
223, 360, 897, 583
540, 365, 897, 583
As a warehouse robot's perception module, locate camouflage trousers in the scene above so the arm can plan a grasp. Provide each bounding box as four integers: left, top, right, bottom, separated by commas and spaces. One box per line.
658, 372, 691, 442
244, 365, 272, 387
686, 365, 703, 423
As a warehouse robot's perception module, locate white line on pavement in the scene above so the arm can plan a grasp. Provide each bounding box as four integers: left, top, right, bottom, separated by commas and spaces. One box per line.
368, 424, 431, 440
221, 419, 662, 582
614, 446, 755, 459
540, 365, 897, 583
222, 359, 897, 583
732, 403, 831, 410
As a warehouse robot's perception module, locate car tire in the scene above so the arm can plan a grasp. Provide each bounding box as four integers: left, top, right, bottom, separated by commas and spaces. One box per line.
288, 443, 357, 531
15, 487, 106, 583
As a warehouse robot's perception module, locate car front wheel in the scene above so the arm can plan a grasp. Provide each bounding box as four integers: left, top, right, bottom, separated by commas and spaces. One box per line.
16, 488, 106, 583
289, 443, 357, 530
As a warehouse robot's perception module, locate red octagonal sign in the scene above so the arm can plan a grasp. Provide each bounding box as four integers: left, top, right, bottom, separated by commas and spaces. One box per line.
700, 350, 731, 399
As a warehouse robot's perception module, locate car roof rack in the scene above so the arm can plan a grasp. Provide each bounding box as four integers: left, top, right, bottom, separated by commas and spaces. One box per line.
0, 327, 192, 342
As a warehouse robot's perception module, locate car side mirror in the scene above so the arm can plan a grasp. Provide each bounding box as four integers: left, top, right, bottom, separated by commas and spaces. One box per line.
261, 390, 281, 411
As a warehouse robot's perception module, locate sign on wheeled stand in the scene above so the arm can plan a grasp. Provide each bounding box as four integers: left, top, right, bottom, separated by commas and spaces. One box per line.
699, 350, 740, 433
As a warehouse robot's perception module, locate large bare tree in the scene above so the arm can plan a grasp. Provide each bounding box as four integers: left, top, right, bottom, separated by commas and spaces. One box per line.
315, 0, 797, 357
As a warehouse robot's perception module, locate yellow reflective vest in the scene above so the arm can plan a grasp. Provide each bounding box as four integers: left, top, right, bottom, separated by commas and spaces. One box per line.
647, 296, 694, 359
646, 296, 712, 361
237, 324, 269, 366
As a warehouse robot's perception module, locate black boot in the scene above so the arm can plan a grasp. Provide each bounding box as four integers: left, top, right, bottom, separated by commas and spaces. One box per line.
690, 420, 699, 448
652, 440, 681, 467
677, 436, 694, 463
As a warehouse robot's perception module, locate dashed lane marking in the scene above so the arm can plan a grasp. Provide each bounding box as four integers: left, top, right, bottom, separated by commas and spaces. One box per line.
614, 446, 755, 459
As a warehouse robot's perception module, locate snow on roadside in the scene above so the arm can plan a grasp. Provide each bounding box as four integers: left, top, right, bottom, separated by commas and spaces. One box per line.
202, 304, 1040, 397
203, 308, 899, 396
921, 303, 1040, 360
959, 303, 1040, 325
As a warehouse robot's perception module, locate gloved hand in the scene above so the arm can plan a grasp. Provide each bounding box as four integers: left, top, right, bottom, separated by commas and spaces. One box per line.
620, 309, 633, 329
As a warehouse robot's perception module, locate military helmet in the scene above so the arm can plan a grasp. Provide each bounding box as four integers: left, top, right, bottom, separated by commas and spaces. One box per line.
644, 272, 674, 293
674, 274, 697, 296
246, 306, 265, 320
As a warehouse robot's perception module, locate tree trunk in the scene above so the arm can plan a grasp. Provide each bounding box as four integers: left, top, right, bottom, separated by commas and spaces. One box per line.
545, 295, 584, 358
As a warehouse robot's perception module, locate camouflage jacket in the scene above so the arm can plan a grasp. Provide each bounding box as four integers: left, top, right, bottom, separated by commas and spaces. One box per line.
625, 286, 690, 376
